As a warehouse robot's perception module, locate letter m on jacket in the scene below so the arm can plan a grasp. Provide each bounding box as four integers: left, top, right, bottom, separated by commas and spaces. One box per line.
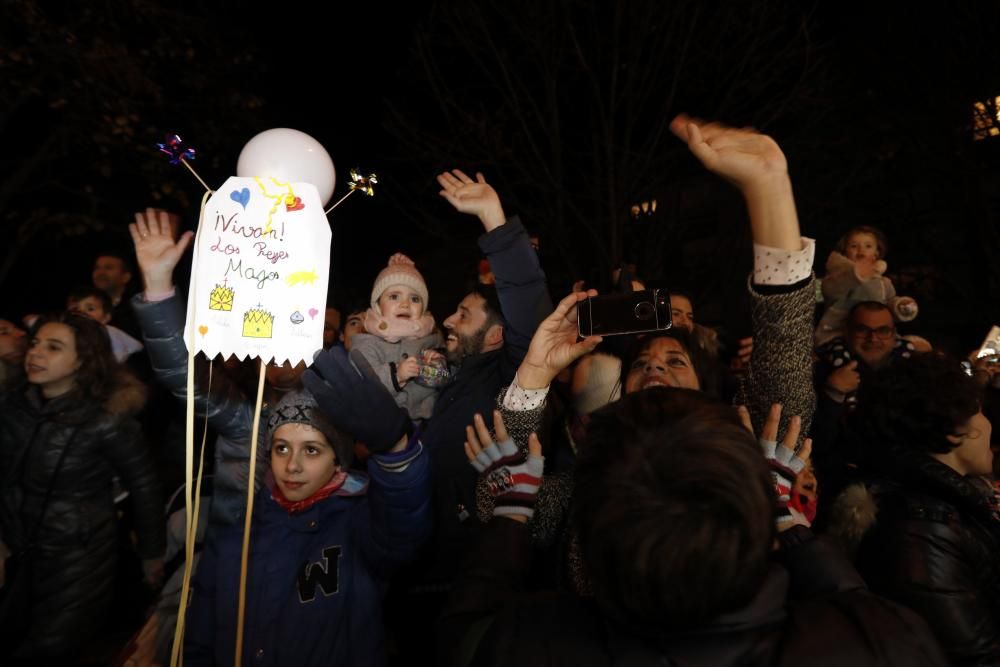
297, 545, 342, 603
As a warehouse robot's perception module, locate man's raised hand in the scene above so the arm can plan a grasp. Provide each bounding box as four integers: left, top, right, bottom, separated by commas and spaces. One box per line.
437, 169, 506, 232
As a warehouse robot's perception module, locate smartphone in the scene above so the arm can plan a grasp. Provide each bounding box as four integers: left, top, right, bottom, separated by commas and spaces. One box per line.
577, 289, 672, 337
976, 325, 1000, 361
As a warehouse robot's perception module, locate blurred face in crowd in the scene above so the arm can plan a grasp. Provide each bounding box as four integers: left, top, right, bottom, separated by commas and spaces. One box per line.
847, 307, 896, 369
442, 293, 501, 365
265, 360, 306, 390
0, 319, 27, 363
270, 423, 339, 502
92, 256, 132, 299
938, 410, 994, 477
25, 323, 81, 398
377, 285, 425, 321
670, 295, 695, 333
340, 311, 366, 351
323, 307, 342, 348
792, 461, 818, 517
624, 336, 700, 394
844, 232, 880, 263
69, 296, 112, 325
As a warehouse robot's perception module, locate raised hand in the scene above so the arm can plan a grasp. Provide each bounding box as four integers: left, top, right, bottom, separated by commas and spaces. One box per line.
669, 115, 787, 190
739, 404, 813, 530
516, 290, 603, 390
437, 169, 506, 232
464, 410, 544, 524
670, 114, 800, 251
128, 207, 194, 295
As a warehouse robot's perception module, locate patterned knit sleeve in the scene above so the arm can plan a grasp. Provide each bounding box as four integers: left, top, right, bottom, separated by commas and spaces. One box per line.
735, 276, 817, 449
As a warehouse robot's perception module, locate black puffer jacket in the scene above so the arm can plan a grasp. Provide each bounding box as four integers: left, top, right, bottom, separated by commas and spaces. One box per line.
830, 450, 1000, 665
0, 375, 165, 659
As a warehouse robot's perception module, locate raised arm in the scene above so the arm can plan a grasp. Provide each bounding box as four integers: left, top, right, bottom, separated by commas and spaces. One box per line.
438, 169, 553, 371
669, 115, 800, 249
128, 209, 256, 442
128, 207, 194, 297
670, 116, 815, 447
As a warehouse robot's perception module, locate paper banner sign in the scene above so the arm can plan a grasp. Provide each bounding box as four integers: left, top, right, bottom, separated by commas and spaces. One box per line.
184, 176, 331, 366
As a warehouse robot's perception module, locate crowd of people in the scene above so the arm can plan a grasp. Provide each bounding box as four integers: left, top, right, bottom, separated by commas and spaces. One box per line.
0, 115, 998, 666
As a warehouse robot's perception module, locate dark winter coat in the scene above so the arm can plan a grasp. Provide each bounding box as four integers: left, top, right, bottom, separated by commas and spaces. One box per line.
441, 519, 947, 667
829, 449, 1000, 666
410, 217, 552, 585
0, 374, 164, 658
133, 289, 433, 665
184, 451, 432, 667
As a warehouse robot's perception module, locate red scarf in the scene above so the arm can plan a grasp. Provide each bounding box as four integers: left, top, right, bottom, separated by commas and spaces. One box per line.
271, 471, 348, 514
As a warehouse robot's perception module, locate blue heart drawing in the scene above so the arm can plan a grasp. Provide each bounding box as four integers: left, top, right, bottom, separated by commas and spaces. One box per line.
230, 188, 250, 210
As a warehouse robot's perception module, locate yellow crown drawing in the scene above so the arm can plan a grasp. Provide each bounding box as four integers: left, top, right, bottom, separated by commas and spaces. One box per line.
209, 284, 235, 311
242, 307, 274, 339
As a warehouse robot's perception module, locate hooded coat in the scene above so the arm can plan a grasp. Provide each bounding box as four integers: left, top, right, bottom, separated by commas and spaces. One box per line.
828, 449, 1000, 665
0, 372, 165, 658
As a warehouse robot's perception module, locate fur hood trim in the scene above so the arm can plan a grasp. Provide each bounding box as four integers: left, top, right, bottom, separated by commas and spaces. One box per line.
104, 369, 148, 416
826, 483, 878, 556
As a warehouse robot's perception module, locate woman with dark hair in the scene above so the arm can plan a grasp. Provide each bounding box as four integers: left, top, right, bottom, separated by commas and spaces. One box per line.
830, 353, 1000, 664
619, 328, 710, 394
0, 311, 165, 661
472, 115, 820, 590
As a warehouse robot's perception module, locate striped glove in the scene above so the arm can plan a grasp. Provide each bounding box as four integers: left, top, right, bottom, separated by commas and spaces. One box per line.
762, 437, 810, 529
469, 437, 544, 520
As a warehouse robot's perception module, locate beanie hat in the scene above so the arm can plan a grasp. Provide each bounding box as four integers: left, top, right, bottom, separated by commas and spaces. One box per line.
370, 253, 429, 311
267, 389, 354, 469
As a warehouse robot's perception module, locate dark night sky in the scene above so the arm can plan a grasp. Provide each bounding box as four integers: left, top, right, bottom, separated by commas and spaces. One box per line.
4, 1, 1000, 354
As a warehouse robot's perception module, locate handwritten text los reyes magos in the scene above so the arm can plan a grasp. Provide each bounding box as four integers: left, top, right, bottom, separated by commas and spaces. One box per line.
210, 211, 290, 263
209, 210, 293, 289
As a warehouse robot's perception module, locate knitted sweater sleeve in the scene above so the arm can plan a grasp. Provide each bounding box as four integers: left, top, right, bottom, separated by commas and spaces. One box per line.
735, 276, 817, 449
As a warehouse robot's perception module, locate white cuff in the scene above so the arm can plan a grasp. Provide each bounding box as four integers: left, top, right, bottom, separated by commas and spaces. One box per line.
502, 375, 549, 412
753, 237, 815, 285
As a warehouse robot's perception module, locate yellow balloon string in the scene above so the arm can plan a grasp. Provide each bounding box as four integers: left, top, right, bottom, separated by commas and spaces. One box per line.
235, 363, 267, 667
170, 187, 212, 667
253, 176, 296, 235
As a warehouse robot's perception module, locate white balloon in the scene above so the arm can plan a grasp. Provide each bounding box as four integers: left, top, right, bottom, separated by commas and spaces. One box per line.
236, 128, 336, 206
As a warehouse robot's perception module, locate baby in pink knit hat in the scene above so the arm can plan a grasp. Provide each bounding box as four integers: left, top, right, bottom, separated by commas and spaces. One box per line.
349, 253, 447, 421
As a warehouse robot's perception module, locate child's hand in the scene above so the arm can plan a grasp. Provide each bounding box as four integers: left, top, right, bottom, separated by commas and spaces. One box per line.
396, 356, 421, 386
896, 296, 917, 319
422, 349, 444, 364
437, 169, 506, 232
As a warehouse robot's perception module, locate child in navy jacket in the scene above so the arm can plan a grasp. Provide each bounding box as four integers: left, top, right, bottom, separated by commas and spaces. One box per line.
184, 390, 431, 666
